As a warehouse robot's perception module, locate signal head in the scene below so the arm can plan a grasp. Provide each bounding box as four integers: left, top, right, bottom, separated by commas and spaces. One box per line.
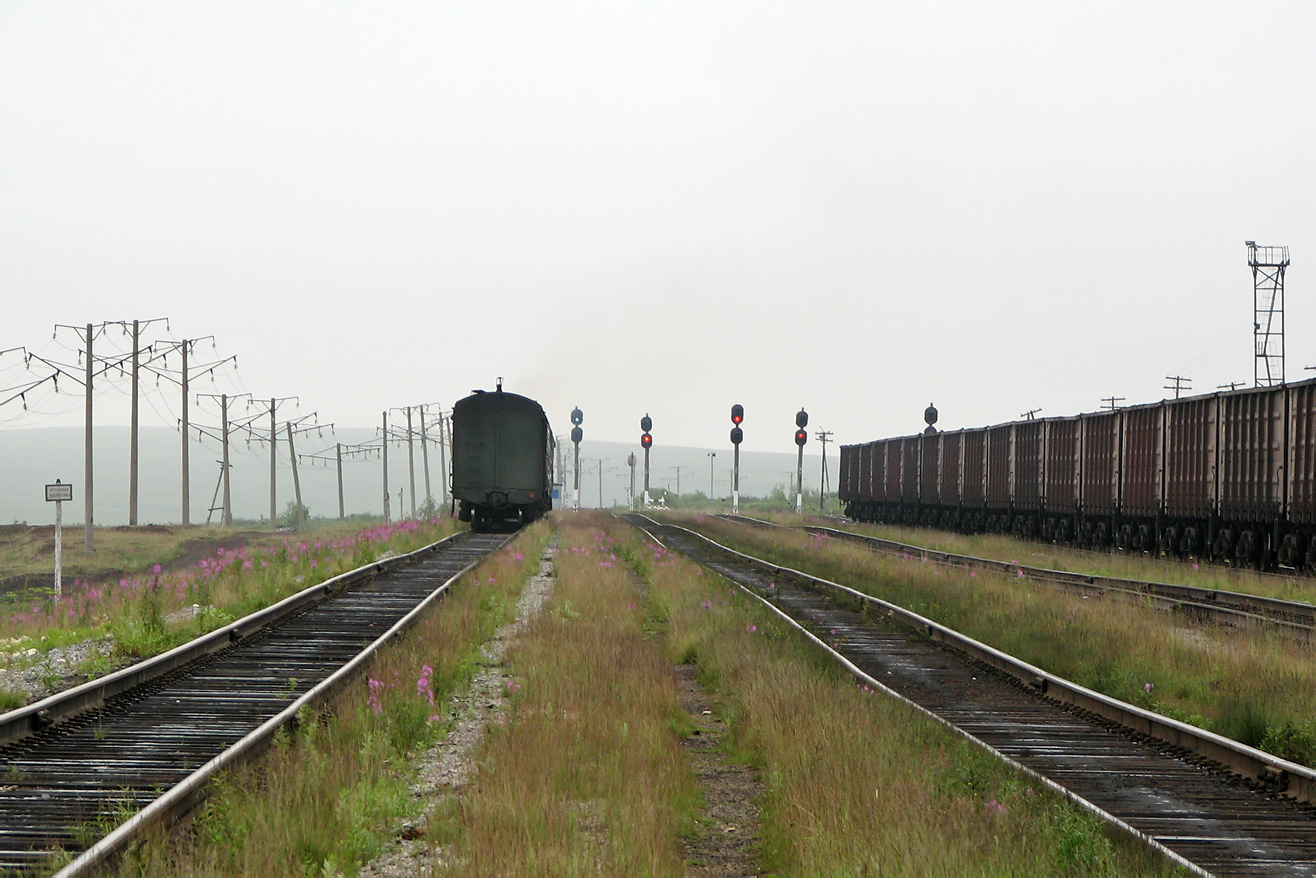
640, 414, 652, 433
795, 429, 808, 447
795, 408, 809, 429
730, 426, 743, 445
641, 432, 653, 449
731, 404, 744, 425
570, 407, 583, 426
570, 426, 583, 443
924, 403, 938, 426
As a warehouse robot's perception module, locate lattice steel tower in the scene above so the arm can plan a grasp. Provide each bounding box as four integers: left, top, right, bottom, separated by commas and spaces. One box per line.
1247, 240, 1290, 387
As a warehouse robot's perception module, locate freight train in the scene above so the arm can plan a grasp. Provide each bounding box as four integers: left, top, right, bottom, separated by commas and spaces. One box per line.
450, 383, 555, 531
838, 379, 1316, 570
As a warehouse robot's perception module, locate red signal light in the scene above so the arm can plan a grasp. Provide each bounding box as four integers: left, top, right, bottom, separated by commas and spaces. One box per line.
795, 429, 808, 447
641, 432, 652, 449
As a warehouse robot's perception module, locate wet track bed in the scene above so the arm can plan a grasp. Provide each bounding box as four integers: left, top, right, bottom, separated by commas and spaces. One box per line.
628, 517, 1316, 876
0, 531, 507, 874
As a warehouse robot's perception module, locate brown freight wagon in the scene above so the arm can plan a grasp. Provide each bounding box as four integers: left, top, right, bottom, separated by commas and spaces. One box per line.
838, 444, 858, 507
1120, 403, 1163, 520
1013, 420, 1045, 512
961, 427, 987, 521
985, 424, 1013, 529
858, 442, 875, 506
1286, 380, 1316, 566
919, 431, 940, 507
899, 436, 920, 506
1216, 385, 1284, 563
939, 430, 964, 511
1043, 417, 1080, 542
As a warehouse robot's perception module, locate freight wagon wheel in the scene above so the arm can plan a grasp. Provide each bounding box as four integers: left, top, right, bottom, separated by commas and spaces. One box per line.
1159, 527, 1177, 557
1179, 527, 1199, 557
1234, 530, 1257, 568
1212, 528, 1234, 563
1278, 533, 1301, 568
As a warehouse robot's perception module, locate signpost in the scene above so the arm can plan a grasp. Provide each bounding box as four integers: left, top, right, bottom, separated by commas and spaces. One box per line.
45, 480, 73, 598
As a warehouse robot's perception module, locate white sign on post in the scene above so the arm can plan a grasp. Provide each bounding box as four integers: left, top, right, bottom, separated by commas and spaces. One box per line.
45, 480, 72, 597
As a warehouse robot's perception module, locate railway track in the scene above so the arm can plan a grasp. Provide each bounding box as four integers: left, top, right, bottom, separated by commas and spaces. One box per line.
626, 514, 1316, 876
717, 515, 1316, 642
0, 529, 507, 876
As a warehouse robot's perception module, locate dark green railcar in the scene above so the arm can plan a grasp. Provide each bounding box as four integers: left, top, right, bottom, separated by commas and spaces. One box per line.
451, 385, 555, 531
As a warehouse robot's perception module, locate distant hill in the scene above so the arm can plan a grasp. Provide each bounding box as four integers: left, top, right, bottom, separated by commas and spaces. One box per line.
0, 427, 829, 525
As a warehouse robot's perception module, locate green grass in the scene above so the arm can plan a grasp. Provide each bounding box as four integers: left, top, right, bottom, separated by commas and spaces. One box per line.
635, 517, 1182, 876
107, 523, 550, 877
682, 515, 1316, 767
435, 514, 698, 874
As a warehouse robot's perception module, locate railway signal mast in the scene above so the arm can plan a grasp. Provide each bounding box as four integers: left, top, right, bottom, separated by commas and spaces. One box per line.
794, 409, 808, 514
730, 405, 744, 514
570, 407, 583, 511
640, 414, 653, 508
1247, 241, 1290, 387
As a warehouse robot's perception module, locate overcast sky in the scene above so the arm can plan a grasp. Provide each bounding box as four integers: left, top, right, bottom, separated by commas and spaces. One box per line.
3, 1, 1315, 454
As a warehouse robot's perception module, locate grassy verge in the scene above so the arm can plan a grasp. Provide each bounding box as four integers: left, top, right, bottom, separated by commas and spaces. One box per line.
0, 518, 462, 705
106, 522, 549, 877
808, 514, 1316, 605
641, 515, 1179, 875
441, 514, 1179, 875
434, 513, 698, 874
683, 516, 1316, 767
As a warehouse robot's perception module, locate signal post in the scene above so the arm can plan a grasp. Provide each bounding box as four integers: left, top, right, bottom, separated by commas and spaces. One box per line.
794, 409, 809, 514
640, 414, 653, 508
627, 453, 637, 511
730, 404, 744, 514
570, 407, 583, 511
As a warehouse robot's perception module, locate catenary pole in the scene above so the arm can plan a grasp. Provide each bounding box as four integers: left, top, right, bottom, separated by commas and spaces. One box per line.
129, 319, 140, 526
287, 423, 304, 530
180, 341, 190, 525
83, 324, 94, 553
382, 411, 390, 523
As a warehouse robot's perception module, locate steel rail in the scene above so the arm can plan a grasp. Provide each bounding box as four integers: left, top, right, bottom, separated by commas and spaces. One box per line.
0, 532, 467, 749
715, 514, 1316, 642
0, 529, 507, 875
625, 514, 1316, 874
626, 515, 1210, 877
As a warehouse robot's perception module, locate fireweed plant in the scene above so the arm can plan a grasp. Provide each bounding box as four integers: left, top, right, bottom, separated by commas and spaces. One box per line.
107, 522, 550, 877
0, 518, 462, 681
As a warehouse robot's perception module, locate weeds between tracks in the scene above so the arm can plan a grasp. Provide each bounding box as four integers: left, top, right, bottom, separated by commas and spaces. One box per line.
107, 522, 549, 877
685, 514, 1316, 768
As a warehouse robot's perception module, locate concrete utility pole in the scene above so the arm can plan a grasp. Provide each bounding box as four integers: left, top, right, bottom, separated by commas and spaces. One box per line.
627, 453, 637, 511
195, 391, 249, 526
269, 399, 277, 530
286, 423, 305, 531
406, 407, 417, 518
154, 336, 228, 526
221, 394, 232, 526
707, 452, 716, 500
336, 443, 346, 520
118, 317, 169, 527
181, 341, 189, 524
382, 411, 390, 523
816, 429, 833, 512
669, 465, 689, 496
419, 404, 432, 511
84, 323, 93, 551
129, 319, 139, 525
